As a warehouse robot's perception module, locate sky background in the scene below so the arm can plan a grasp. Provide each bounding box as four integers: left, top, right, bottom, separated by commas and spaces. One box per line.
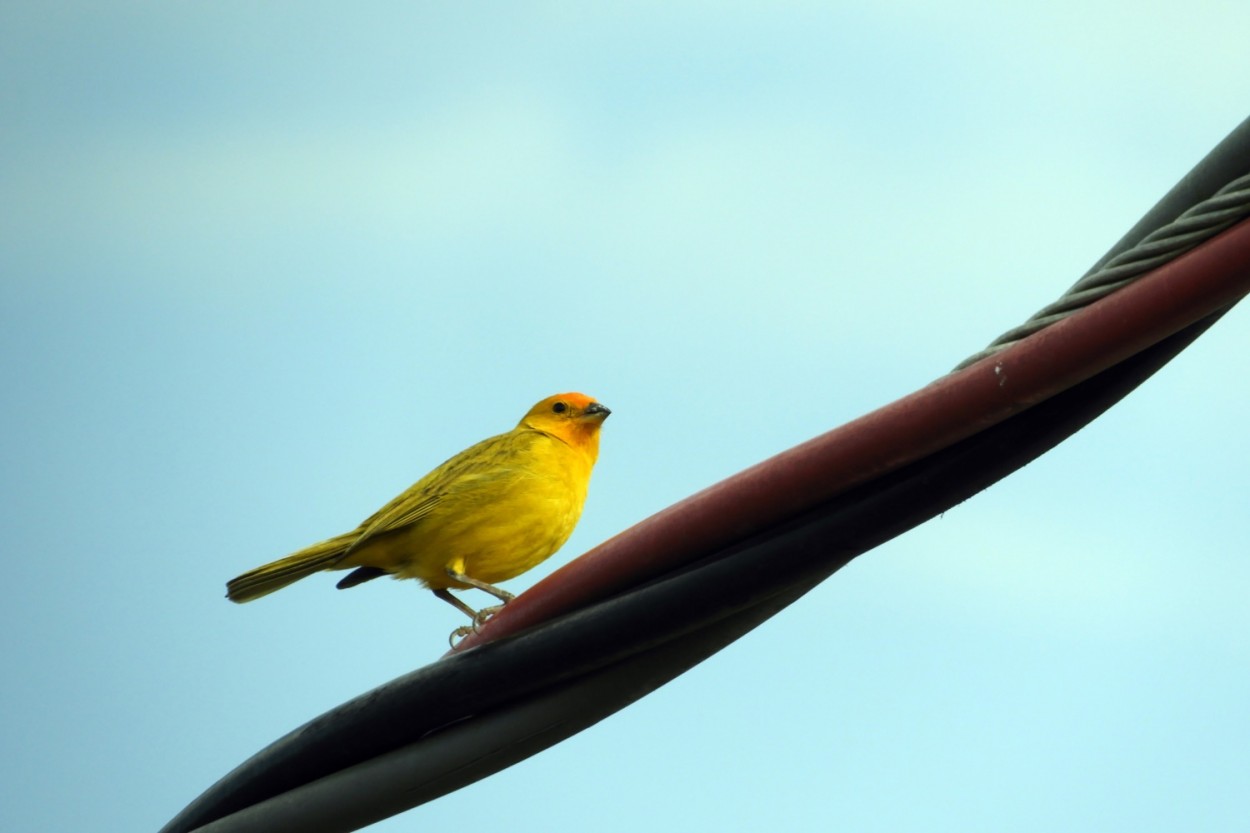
3, 3, 1249, 831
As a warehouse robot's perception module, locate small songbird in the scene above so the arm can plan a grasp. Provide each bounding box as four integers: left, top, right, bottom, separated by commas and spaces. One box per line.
226, 393, 610, 643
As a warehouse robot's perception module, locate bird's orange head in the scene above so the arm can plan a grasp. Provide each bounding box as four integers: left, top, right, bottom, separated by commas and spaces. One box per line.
519, 393, 611, 460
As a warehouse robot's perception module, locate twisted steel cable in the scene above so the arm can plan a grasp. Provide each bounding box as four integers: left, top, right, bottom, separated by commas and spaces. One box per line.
955, 171, 1250, 371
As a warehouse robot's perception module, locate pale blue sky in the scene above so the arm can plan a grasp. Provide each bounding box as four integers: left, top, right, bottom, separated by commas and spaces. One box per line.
3, 4, 1249, 832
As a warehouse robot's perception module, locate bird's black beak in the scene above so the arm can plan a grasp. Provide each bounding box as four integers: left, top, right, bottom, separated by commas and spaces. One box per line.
585, 402, 611, 418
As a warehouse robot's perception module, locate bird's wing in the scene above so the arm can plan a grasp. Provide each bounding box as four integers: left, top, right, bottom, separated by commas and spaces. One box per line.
343, 431, 522, 555
343, 490, 442, 556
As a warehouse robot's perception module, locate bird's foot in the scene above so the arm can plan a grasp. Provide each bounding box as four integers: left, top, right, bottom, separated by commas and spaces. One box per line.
447, 603, 508, 648
473, 603, 505, 626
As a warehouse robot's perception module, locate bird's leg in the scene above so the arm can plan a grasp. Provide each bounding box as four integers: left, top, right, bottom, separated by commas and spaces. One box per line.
445, 567, 515, 604
436, 572, 515, 647
433, 587, 479, 621
443, 567, 515, 638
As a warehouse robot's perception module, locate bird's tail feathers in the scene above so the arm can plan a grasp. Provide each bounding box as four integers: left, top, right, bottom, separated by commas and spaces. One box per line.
226, 532, 357, 603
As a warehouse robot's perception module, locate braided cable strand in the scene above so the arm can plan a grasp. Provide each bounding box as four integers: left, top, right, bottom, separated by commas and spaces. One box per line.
955, 171, 1250, 371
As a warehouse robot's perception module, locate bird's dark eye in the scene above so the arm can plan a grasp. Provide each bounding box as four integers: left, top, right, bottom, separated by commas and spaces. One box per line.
552, 401, 568, 414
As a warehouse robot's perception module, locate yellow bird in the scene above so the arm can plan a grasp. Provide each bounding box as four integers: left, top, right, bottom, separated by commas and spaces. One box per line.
226, 393, 610, 641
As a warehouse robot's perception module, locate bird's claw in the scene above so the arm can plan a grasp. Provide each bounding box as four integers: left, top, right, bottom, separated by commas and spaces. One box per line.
448, 625, 474, 649
447, 603, 508, 648
474, 603, 504, 624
